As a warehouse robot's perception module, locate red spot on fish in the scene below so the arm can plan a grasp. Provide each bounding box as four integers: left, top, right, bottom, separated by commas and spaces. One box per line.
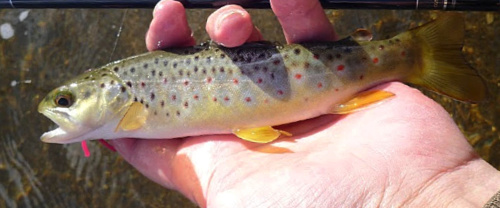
401, 51, 406, 56
372, 57, 379, 64
184, 81, 189, 86
184, 101, 189, 108
317, 82, 323, 88
233, 79, 239, 84
313, 54, 319, 59
141, 82, 146, 87
257, 78, 263, 84
245, 97, 252, 102
224, 96, 230, 101
163, 78, 168, 84
193, 95, 199, 100
264, 99, 269, 104
213, 97, 217, 102
277, 90, 284, 95
335, 88, 339, 92
359, 75, 364, 80
378, 45, 384, 50
337, 65, 345, 71
304, 98, 309, 102
304, 62, 310, 69
172, 95, 176, 101
207, 77, 212, 83
295, 74, 302, 79
273, 60, 281, 65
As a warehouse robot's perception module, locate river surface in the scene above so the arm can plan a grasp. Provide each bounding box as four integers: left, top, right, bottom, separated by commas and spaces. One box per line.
0, 8, 498, 207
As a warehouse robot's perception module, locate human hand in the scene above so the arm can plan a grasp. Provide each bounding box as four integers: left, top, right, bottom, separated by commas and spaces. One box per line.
109, 1, 500, 207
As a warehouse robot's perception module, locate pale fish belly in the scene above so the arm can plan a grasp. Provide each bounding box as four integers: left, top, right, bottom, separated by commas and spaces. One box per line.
106, 39, 411, 139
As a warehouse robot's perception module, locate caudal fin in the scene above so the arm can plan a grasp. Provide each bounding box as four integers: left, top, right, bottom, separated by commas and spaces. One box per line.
404, 14, 486, 102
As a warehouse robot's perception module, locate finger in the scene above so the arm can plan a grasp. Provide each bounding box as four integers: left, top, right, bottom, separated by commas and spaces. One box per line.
206, 5, 263, 47
270, 0, 337, 43
146, 0, 196, 51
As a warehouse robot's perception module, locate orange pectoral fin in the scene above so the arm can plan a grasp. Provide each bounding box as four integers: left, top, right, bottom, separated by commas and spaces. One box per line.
233, 126, 292, 143
115, 102, 148, 132
330, 90, 395, 114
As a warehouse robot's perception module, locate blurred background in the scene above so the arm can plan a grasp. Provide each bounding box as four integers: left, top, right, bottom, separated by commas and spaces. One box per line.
0, 7, 498, 208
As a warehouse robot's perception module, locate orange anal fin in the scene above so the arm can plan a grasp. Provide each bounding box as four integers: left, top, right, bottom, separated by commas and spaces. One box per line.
115, 102, 148, 132
233, 126, 292, 143
330, 90, 395, 114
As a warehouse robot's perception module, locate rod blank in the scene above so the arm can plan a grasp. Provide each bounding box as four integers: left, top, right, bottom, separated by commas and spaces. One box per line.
0, 0, 498, 10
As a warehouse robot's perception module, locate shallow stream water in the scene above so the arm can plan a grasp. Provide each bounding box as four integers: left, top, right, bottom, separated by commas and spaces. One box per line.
0, 8, 498, 207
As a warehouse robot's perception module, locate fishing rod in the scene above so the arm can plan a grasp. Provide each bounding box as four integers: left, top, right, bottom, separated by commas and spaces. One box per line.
0, 0, 498, 11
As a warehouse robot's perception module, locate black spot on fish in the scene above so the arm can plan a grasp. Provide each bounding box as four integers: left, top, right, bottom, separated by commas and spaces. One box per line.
159, 71, 163, 77
395, 38, 401, 42
194, 56, 199, 61
101, 73, 108, 77
151, 93, 155, 101
294, 48, 301, 55
161, 100, 164, 107
163, 60, 168, 66
140, 99, 144, 104
194, 66, 199, 73
113, 67, 119, 72
185, 59, 191, 65
179, 70, 183, 76
343, 47, 352, 53
151, 70, 156, 76
206, 57, 212, 63
134, 97, 138, 102
130, 67, 136, 73
176, 111, 180, 116
220, 54, 226, 59
212, 67, 216, 74
187, 71, 191, 77
202, 69, 207, 74
123, 71, 128, 76
126, 81, 132, 88
144, 63, 148, 69
220, 67, 225, 73
100, 83, 105, 88
110, 80, 115, 85
270, 73, 275, 80
173, 62, 178, 68
154, 111, 157, 116
121, 86, 126, 93
84, 76, 90, 80
84, 91, 91, 98
154, 58, 159, 64
145, 103, 149, 108
327, 54, 334, 61
184, 101, 188, 108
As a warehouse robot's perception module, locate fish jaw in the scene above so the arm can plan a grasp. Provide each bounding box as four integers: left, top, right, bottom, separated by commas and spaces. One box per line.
39, 108, 93, 144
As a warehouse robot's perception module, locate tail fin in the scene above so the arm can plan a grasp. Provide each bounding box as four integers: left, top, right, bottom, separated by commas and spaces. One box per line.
404, 14, 486, 102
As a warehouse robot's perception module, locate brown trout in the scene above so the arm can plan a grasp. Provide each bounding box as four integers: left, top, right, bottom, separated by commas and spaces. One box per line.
38, 14, 485, 144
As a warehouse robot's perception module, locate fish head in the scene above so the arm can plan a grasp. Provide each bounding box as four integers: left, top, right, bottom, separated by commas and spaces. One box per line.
38, 68, 133, 144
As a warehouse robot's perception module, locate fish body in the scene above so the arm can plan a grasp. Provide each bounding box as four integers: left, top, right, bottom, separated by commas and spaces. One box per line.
38, 14, 485, 144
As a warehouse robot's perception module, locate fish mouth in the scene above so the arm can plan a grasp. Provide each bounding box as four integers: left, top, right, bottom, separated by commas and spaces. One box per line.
39, 109, 89, 144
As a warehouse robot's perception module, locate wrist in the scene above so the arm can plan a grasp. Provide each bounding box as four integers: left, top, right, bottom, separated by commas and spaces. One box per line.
408, 157, 500, 207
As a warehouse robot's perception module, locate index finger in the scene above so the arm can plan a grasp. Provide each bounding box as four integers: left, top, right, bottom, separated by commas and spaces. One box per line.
270, 0, 337, 43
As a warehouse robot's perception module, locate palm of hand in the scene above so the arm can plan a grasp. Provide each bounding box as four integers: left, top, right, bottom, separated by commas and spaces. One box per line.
110, 82, 477, 207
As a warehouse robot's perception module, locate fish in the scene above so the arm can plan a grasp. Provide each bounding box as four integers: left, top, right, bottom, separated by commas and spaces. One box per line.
38, 14, 486, 144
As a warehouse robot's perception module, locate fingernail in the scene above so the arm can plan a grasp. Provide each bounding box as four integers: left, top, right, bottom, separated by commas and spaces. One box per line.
153, 1, 165, 17
216, 10, 245, 31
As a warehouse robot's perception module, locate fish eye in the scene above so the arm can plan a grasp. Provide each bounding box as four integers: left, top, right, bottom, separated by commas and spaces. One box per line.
54, 92, 74, 108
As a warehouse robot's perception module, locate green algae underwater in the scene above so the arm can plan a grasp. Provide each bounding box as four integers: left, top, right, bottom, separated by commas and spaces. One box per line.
0, 9, 498, 207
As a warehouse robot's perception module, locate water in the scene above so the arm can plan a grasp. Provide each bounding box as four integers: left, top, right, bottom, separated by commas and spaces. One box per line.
0, 8, 498, 207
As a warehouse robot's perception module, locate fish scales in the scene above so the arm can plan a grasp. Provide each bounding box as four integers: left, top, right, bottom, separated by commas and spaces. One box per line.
101, 39, 406, 138
38, 14, 486, 143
